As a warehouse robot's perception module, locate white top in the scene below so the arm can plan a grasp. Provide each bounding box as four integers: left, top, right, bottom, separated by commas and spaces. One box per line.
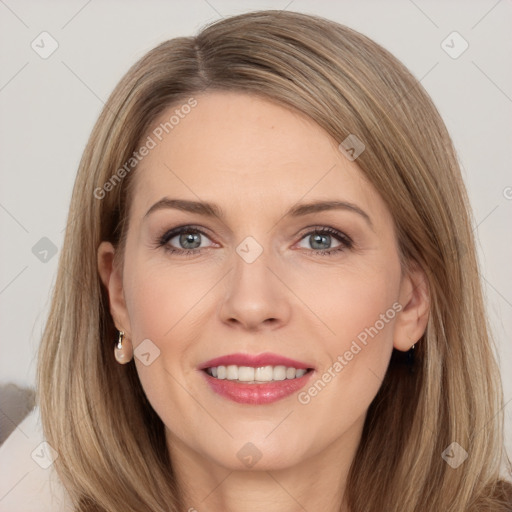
0, 407, 73, 511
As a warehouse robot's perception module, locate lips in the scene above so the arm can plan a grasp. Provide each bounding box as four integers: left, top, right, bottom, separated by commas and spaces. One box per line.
198, 352, 315, 405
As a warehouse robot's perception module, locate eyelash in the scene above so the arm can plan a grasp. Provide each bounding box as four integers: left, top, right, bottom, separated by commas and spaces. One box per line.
156, 225, 353, 258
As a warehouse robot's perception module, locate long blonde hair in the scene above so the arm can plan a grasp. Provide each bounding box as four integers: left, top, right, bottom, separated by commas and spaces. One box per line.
37, 10, 511, 511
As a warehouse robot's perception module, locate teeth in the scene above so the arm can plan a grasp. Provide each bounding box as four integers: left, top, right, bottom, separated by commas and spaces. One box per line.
226, 365, 238, 380
273, 365, 286, 381
286, 367, 296, 379
238, 366, 255, 382
205, 365, 309, 382
255, 366, 273, 381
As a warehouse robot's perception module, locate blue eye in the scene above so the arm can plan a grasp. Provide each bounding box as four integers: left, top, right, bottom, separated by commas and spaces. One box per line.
158, 226, 214, 256
157, 225, 352, 257
296, 227, 353, 256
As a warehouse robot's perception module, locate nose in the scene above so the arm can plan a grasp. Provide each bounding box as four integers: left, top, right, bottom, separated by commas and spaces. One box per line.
218, 245, 292, 332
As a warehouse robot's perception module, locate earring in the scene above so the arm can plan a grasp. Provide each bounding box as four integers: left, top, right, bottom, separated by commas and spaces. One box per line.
114, 331, 133, 364
407, 343, 416, 373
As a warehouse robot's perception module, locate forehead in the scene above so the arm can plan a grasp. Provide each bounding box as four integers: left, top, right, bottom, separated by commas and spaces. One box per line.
129, 91, 386, 223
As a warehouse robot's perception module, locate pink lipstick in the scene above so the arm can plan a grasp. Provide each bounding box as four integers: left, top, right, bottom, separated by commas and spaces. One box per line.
198, 352, 315, 405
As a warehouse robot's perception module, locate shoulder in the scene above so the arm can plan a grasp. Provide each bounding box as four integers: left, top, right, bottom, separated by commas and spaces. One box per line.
0, 406, 74, 512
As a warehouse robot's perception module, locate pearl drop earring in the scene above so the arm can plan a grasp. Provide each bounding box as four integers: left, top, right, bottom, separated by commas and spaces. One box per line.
114, 330, 133, 364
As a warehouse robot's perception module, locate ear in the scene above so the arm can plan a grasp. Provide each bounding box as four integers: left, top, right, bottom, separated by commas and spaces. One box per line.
97, 241, 132, 339
393, 262, 430, 351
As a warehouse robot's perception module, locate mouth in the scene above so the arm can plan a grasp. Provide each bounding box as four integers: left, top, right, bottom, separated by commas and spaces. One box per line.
198, 353, 315, 404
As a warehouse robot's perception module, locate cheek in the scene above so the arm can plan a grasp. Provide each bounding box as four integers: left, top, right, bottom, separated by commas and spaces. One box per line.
293, 258, 401, 421
293, 254, 401, 353
122, 251, 203, 342
121, 252, 209, 437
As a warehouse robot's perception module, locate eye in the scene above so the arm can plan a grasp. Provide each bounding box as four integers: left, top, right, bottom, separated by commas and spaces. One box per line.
295, 227, 353, 256
157, 226, 216, 256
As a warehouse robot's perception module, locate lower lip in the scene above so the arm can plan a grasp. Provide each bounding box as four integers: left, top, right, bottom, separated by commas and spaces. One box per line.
201, 370, 314, 404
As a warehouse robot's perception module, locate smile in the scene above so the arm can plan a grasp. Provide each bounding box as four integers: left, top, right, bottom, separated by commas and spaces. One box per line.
199, 352, 315, 404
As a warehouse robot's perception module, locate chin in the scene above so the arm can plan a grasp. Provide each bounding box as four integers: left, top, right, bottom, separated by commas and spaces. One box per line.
204, 436, 310, 472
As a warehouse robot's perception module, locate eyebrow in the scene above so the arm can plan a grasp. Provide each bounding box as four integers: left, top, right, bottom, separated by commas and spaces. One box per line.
144, 198, 373, 228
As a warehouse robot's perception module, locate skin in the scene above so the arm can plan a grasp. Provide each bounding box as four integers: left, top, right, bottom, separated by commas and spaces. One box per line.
98, 91, 429, 512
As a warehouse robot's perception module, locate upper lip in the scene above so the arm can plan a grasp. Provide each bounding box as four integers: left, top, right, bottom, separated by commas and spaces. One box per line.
199, 352, 314, 370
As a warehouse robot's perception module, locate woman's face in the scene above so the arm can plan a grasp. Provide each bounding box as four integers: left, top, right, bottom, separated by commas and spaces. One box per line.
100, 91, 425, 473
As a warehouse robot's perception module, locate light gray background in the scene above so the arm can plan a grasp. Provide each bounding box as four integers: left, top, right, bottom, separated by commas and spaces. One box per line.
1, 0, 511, 456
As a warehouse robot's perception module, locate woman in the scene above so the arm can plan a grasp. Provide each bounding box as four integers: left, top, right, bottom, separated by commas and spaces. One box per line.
33, 9, 511, 512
